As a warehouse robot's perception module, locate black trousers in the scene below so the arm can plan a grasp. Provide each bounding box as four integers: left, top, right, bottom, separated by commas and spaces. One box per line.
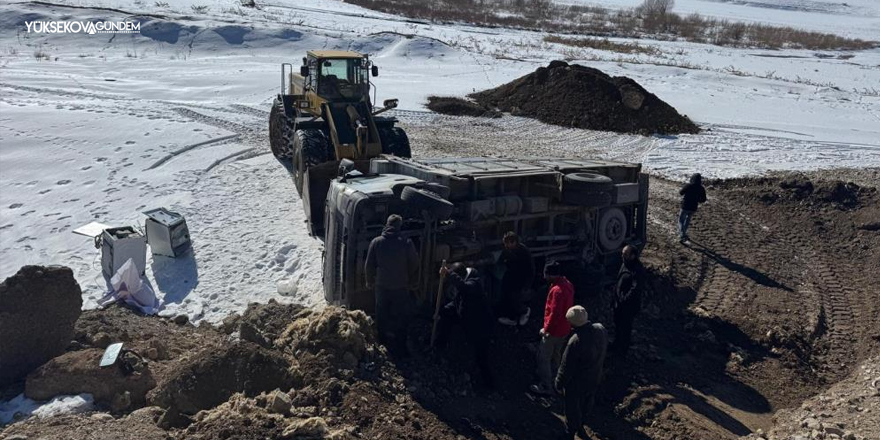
436, 303, 494, 388
564, 390, 596, 436
499, 277, 527, 320
376, 287, 411, 356
612, 300, 640, 355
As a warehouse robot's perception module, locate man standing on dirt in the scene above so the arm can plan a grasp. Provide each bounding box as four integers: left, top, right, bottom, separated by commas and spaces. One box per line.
365, 214, 420, 356
555, 305, 608, 440
437, 262, 495, 390
498, 232, 534, 327
531, 261, 574, 396
611, 245, 645, 356
678, 173, 707, 243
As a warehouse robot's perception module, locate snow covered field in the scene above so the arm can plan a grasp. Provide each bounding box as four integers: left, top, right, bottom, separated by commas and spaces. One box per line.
1, 0, 879, 323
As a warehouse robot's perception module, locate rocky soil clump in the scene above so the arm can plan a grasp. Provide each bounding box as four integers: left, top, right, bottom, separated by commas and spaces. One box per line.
426, 96, 501, 118
0, 266, 82, 387
467, 60, 700, 135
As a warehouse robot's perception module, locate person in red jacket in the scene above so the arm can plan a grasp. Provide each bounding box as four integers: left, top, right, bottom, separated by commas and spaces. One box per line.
530, 260, 575, 396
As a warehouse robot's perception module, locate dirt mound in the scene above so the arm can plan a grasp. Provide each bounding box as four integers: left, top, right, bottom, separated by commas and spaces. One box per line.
469, 60, 700, 135
222, 299, 310, 348
1, 407, 168, 440
179, 392, 351, 440
147, 341, 300, 417
275, 306, 379, 370
25, 348, 156, 411
426, 96, 501, 118
0, 265, 82, 387
738, 174, 876, 210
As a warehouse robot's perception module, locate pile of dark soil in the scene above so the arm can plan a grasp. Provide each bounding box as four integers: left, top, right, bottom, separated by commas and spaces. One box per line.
426, 96, 500, 118
468, 60, 700, 135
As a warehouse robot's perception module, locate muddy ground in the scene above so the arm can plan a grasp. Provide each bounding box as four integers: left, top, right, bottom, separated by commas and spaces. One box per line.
2, 118, 879, 439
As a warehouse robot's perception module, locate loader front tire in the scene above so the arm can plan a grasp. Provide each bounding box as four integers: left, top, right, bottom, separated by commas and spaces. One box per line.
269, 101, 295, 160
293, 129, 330, 196
378, 126, 412, 158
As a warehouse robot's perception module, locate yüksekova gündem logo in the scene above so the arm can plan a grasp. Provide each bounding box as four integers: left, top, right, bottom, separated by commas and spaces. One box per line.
25, 20, 141, 34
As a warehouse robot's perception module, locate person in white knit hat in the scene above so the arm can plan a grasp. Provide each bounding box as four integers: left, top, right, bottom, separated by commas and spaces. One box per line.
554, 305, 608, 440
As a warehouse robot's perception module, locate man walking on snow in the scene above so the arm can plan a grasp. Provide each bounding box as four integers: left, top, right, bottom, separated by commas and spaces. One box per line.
531, 261, 574, 395
555, 305, 608, 440
365, 214, 419, 356
498, 231, 534, 326
678, 173, 707, 243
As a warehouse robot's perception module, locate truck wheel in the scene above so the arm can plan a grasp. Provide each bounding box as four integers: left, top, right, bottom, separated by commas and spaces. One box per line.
562, 172, 613, 207
401, 186, 454, 220
598, 207, 627, 251
564, 172, 614, 192
293, 129, 329, 195
269, 101, 295, 160
379, 126, 412, 158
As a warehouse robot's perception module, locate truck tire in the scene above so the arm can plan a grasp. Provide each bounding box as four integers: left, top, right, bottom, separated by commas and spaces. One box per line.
564, 172, 614, 192
293, 129, 329, 195
269, 101, 295, 160
378, 126, 412, 158
401, 186, 454, 220
562, 172, 613, 207
598, 207, 627, 251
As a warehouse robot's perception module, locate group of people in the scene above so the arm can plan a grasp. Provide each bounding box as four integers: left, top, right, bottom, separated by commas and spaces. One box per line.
362, 174, 708, 439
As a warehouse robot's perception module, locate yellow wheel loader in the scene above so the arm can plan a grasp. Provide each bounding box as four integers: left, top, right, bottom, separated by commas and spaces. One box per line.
269, 50, 410, 236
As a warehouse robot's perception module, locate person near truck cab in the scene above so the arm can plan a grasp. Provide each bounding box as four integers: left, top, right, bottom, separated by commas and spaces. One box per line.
678, 173, 707, 243
611, 245, 645, 356
555, 305, 608, 440
530, 260, 574, 396
498, 232, 535, 327
365, 214, 420, 356
437, 262, 495, 390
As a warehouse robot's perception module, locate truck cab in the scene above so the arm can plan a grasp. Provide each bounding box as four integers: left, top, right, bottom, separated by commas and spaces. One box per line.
322, 156, 649, 313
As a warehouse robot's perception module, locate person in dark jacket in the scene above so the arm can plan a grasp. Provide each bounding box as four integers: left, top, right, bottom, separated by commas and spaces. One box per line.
498, 231, 535, 326
365, 214, 420, 356
678, 173, 707, 243
611, 245, 645, 356
555, 305, 608, 440
437, 262, 495, 389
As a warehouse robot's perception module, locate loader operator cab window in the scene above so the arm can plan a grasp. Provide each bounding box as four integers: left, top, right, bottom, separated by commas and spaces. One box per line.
318, 58, 367, 101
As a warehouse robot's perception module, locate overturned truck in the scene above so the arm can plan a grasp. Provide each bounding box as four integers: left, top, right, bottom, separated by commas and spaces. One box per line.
311, 155, 648, 312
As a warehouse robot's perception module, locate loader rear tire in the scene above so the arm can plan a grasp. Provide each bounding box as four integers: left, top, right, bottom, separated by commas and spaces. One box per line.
378, 126, 412, 158
401, 186, 454, 220
293, 129, 330, 196
269, 102, 296, 160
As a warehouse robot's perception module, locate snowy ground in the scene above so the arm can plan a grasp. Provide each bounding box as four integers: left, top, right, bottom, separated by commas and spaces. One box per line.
557, 0, 880, 40
1, 0, 879, 325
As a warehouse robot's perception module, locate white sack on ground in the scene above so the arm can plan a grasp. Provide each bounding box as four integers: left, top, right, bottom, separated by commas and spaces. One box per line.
98, 259, 161, 315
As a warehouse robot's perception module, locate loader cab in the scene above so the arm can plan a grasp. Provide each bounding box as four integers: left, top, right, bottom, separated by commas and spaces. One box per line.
302, 51, 372, 102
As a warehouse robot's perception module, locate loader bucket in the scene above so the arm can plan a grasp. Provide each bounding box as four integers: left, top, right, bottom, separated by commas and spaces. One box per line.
303, 160, 371, 238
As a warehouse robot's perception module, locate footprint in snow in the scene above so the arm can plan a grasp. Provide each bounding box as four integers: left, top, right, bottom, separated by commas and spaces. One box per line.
56, 180, 72, 185
81, 166, 92, 171
38, 189, 51, 194
9, 203, 23, 209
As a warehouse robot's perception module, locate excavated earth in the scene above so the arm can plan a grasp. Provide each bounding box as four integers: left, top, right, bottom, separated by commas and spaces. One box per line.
2, 119, 878, 439
430, 61, 700, 136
